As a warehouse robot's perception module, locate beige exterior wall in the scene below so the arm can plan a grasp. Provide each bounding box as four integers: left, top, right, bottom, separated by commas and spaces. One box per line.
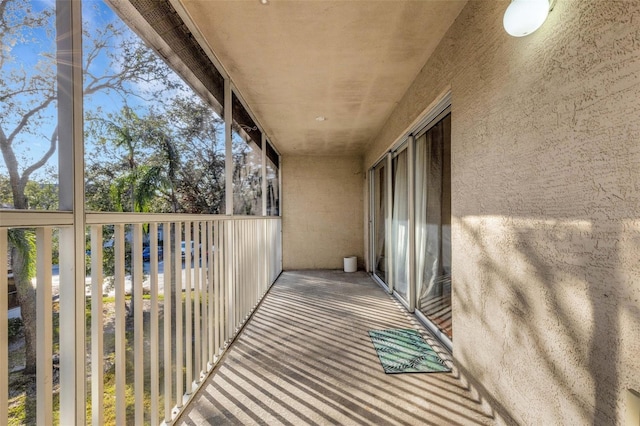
282, 155, 364, 270
364, 1, 640, 424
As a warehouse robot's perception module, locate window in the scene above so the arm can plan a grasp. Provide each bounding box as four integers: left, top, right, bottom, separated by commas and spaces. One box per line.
415, 112, 452, 340
83, 1, 226, 215
232, 93, 262, 215
0, 0, 58, 210
266, 142, 280, 216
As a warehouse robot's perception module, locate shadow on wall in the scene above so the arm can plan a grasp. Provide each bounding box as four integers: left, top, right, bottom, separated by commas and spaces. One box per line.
454, 216, 640, 424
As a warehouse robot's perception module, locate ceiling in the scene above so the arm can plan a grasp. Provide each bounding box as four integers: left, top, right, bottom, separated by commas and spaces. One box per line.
178, 0, 467, 156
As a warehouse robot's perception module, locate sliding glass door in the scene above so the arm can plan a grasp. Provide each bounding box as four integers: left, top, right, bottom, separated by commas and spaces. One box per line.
392, 147, 409, 302
372, 161, 387, 284
369, 98, 452, 346
415, 113, 452, 339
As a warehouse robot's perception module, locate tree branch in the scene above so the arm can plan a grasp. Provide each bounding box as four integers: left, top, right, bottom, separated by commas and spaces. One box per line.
6, 95, 55, 143
20, 125, 57, 187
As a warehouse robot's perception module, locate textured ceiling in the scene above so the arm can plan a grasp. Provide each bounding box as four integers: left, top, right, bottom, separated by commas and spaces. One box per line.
179, 0, 466, 156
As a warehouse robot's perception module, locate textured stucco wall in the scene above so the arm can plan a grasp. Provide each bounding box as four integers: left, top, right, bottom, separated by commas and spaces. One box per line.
282, 155, 364, 269
364, 1, 640, 424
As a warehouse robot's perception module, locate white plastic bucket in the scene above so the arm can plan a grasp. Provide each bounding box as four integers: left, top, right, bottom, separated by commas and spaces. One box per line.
343, 256, 357, 273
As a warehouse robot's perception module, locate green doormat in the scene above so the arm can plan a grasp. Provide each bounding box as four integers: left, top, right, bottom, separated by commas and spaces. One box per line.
368, 328, 451, 374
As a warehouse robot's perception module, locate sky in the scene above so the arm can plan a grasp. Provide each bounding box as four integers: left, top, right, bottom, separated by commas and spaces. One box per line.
0, 0, 217, 183
0, 0, 268, 215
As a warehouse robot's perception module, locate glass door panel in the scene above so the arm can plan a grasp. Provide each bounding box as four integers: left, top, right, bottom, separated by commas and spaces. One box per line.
392, 148, 409, 302
415, 113, 452, 339
372, 162, 387, 283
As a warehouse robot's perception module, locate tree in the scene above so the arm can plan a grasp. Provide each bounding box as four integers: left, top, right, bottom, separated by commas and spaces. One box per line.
232, 132, 262, 215
169, 97, 225, 214
0, 0, 178, 374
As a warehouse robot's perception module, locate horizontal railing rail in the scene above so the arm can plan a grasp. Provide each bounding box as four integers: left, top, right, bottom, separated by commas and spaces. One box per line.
0, 209, 74, 228
1, 211, 282, 425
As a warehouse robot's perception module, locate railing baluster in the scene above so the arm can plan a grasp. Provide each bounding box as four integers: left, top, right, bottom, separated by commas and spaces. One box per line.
184, 221, 193, 394
255, 221, 265, 306
207, 221, 214, 366
235, 221, 240, 329
248, 221, 253, 314
265, 220, 269, 287
254, 221, 259, 304
218, 221, 224, 349
90, 225, 104, 425
174, 222, 183, 409
36, 227, 53, 426
132, 223, 144, 425
114, 224, 126, 426
238, 222, 244, 323
3, 214, 281, 425
246, 221, 250, 317
149, 223, 159, 426
0, 228, 6, 426
202, 221, 210, 370
226, 220, 233, 341
193, 222, 201, 384
163, 222, 173, 423
213, 220, 220, 358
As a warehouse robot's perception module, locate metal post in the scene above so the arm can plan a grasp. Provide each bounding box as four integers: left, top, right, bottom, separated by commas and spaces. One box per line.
225, 80, 233, 216
56, 1, 85, 423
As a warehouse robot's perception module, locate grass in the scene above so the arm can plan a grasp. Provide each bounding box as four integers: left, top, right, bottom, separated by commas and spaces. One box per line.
101, 293, 166, 304
8, 289, 210, 425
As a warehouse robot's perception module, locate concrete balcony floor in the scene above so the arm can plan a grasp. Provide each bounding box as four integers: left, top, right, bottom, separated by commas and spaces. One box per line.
177, 270, 496, 425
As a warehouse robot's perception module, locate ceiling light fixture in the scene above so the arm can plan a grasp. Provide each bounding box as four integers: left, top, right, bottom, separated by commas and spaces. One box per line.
503, 0, 553, 37
315, 116, 327, 122
259, 0, 269, 4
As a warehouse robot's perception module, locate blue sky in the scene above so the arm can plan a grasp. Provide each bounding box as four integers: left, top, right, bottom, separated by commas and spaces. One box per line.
0, 0, 217, 183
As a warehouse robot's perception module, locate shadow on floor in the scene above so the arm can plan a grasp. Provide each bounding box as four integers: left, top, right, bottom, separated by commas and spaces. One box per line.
176, 270, 497, 426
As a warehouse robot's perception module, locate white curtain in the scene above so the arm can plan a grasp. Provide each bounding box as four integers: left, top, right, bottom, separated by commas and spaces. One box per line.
392, 150, 409, 300
415, 127, 443, 309
374, 165, 386, 277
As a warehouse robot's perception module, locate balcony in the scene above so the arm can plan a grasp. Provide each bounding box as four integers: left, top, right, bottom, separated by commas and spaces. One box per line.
177, 270, 495, 425
1, 211, 282, 425
2, 0, 640, 425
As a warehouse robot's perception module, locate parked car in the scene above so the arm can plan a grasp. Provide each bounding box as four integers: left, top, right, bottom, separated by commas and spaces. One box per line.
181, 241, 194, 259
142, 245, 163, 261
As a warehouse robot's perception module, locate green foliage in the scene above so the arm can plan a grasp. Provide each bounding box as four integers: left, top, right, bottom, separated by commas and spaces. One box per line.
24, 180, 58, 210
7, 317, 23, 341
7, 229, 35, 281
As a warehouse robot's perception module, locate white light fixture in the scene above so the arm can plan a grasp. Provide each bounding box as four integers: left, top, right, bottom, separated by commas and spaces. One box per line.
315, 116, 327, 122
259, 0, 269, 4
503, 0, 551, 37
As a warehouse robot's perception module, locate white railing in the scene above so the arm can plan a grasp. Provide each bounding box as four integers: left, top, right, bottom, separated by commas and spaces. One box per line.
0, 211, 282, 425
